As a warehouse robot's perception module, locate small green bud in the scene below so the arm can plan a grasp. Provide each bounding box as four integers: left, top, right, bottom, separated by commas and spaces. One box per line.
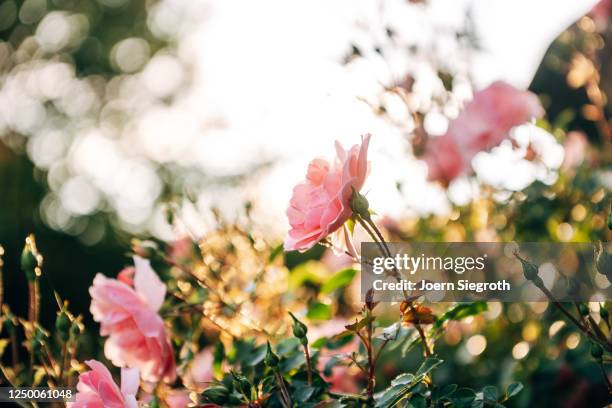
55, 311, 70, 341
202, 386, 230, 404
591, 343, 604, 360
288, 312, 308, 339
69, 320, 82, 339
264, 341, 279, 368
21, 248, 37, 282
515, 253, 540, 283
350, 189, 371, 220
578, 303, 589, 316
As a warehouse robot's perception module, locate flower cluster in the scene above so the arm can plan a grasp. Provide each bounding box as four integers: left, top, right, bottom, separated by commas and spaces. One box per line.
423, 81, 544, 185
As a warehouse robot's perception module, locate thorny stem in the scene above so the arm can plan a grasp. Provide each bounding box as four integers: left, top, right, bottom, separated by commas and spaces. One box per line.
10, 330, 18, 368
303, 343, 313, 386
274, 370, 292, 408
538, 284, 612, 352
28, 281, 40, 324
366, 318, 375, 402
59, 343, 68, 385
355, 215, 432, 357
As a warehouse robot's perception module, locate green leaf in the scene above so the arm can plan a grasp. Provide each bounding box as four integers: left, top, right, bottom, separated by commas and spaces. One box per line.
245, 344, 267, 366
482, 385, 499, 402
450, 388, 476, 408
289, 261, 329, 290
434, 302, 487, 329
307, 302, 332, 320
431, 384, 457, 401
408, 394, 427, 408
268, 244, 284, 262
279, 351, 305, 373
276, 337, 301, 356
345, 315, 374, 332
321, 268, 357, 295
374, 359, 443, 408
292, 385, 316, 402
390, 373, 414, 386
505, 382, 523, 400
415, 357, 443, 378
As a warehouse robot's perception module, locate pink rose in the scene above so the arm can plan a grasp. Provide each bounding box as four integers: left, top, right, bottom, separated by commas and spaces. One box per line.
90, 256, 176, 383
425, 81, 543, 184
186, 347, 214, 390
308, 319, 363, 393
165, 389, 192, 408
168, 237, 193, 262
285, 134, 371, 252
591, 0, 612, 27
70, 360, 139, 408
423, 134, 467, 186
562, 131, 588, 171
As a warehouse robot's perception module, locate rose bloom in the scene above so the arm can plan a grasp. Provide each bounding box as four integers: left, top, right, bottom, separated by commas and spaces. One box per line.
185, 347, 214, 391
591, 0, 612, 27
90, 256, 176, 383
425, 81, 543, 184
285, 134, 370, 252
423, 134, 467, 186
70, 360, 139, 408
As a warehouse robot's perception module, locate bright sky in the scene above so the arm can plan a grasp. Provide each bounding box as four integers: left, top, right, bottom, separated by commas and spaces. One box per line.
173, 0, 597, 238
2, 0, 599, 241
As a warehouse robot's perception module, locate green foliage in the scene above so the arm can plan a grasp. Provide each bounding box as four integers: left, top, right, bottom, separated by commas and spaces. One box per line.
321, 268, 358, 295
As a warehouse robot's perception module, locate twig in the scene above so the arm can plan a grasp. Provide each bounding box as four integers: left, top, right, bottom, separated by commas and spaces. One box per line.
356, 215, 432, 356
163, 257, 270, 336
303, 344, 313, 386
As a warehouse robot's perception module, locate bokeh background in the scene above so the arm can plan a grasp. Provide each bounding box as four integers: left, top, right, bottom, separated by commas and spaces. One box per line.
1, 0, 611, 406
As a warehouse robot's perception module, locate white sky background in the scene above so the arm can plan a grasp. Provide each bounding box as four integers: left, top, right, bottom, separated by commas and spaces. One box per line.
2, 0, 598, 241
172, 0, 596, 239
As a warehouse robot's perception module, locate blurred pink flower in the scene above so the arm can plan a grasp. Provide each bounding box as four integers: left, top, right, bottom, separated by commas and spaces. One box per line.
425, 81, 543, 184
90, 256, 176, 383
308, 319, 363, 393
168, 237, 192, 262
165, 389, 192, 408
326, 365, 362, 394
70, 360, 139, 408
285, 134, 371, 252
423, 134, 467, 185
591, 0, 612, 27
562, 131, 588, 170
187, 347, 214, 390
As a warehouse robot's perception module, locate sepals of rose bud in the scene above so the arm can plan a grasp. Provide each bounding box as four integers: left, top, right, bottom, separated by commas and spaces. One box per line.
288, 312, 308, 343
350, 188, 371, 221
264, 341, 279, 368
